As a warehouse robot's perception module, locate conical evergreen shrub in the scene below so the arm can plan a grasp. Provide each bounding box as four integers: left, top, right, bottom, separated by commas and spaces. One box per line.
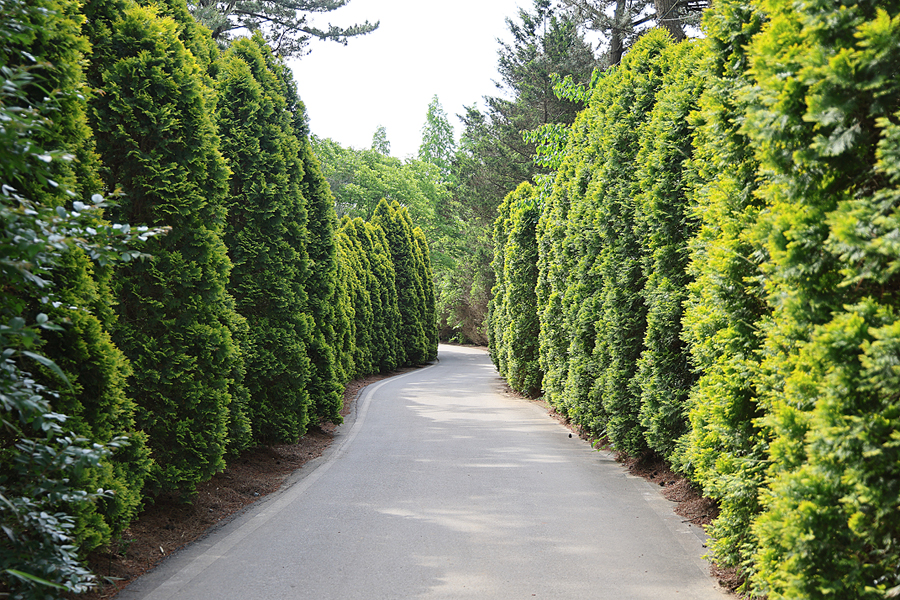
216, 34, 313, 445
86, 0, 242, 493
4, 0, 150, 550
373, 199, 429, 366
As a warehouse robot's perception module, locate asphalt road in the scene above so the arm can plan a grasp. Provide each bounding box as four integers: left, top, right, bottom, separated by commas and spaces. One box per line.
118, 344, 729, 600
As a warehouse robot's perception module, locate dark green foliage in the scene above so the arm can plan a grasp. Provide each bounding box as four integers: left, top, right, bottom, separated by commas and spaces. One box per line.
216, 35, 313, 445
633, 40, 706, 459
412, 226, 439, 361
0, 1, 165, 589
489, 183, 542, 396
299, 139, 343, 425
86, 1, 243, 494
0, 0, 150, 553
373, 199, 430, 366
359, 220, 403, 372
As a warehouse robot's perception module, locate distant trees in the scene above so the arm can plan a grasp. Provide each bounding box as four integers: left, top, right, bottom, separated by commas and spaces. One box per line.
439, 0, 599, 344
418, 95, 456, 179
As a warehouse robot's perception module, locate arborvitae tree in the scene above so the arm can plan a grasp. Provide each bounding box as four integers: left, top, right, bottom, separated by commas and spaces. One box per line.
216, 34, 313, 445
85, 0, 243, 493
488, 193, 511, 373
632, 40, 706, 459
359, 219, 402, 372
298, 139, 343, 425
3, 0, 151, 550
412, 226, 439, 360
742, 2, 900, 597
373, 199, 429, 365
491, 183, 542, 396
335, 217, 370, 379
535, 104, 590, 423
676, 0, 768, 580
556, 29, 669, 454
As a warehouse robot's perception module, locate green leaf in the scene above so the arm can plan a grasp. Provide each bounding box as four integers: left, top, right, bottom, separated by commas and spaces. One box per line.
21, 350, 70, 387
3, 569, 67, 590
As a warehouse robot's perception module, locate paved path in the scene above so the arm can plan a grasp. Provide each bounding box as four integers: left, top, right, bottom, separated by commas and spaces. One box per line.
119, 344, 728, 600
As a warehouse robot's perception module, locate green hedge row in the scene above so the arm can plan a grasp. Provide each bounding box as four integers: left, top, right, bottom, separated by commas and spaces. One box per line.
489, 2, 900, 596
1, 0, 437, 595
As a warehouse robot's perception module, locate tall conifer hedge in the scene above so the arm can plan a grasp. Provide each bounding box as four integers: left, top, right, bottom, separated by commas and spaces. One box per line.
86, 0, 244, 494
3, 0, 150, 552
216, 35, 312, 445
489, 182, 542, 396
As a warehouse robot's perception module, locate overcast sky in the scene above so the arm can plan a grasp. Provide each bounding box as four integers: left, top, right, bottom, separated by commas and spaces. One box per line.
287, 0, 527, 159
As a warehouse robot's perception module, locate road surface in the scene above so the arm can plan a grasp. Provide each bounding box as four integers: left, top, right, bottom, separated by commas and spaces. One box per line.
118, 344, 728, 600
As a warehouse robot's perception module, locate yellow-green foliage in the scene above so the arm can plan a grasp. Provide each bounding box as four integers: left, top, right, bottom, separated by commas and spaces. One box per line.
489, 182, 542, 396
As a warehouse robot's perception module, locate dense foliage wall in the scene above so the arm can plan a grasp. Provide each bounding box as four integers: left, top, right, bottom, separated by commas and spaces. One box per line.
488, 182, 542, 396
490, 1, 900, 597
2, 0, 439, 594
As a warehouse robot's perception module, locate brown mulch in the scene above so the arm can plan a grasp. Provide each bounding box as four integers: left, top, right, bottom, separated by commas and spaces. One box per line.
80, 367, 418, 599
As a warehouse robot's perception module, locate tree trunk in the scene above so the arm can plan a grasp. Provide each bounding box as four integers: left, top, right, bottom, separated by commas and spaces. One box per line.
655, 0, 685, 41
609, 0, 626, 66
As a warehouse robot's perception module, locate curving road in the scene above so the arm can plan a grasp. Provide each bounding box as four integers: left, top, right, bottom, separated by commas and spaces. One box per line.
118, 344, 729, 600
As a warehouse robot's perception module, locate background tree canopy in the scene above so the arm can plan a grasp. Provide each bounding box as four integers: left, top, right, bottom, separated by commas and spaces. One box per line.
188, 0, 378, 56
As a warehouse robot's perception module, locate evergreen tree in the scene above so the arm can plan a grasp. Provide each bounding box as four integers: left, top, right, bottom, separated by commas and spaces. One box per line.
2, 0, 151, 550
359, 219, 402, 372
85, 0, 243, 493
742, 2, 900, 596
676, 0, 769, 580
412, 226, 439, 360
216, 34, 313, 444
418, 95, 456, 179
188, 0, 378, 57
490, 182, 542, 396
335, 218, 369, 379
373, 199, 429, 366
633, 40, 706, 459
267, 52, 345, 425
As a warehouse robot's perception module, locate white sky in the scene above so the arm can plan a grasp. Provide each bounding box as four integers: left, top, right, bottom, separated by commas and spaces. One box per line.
287, 0, 526, 159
